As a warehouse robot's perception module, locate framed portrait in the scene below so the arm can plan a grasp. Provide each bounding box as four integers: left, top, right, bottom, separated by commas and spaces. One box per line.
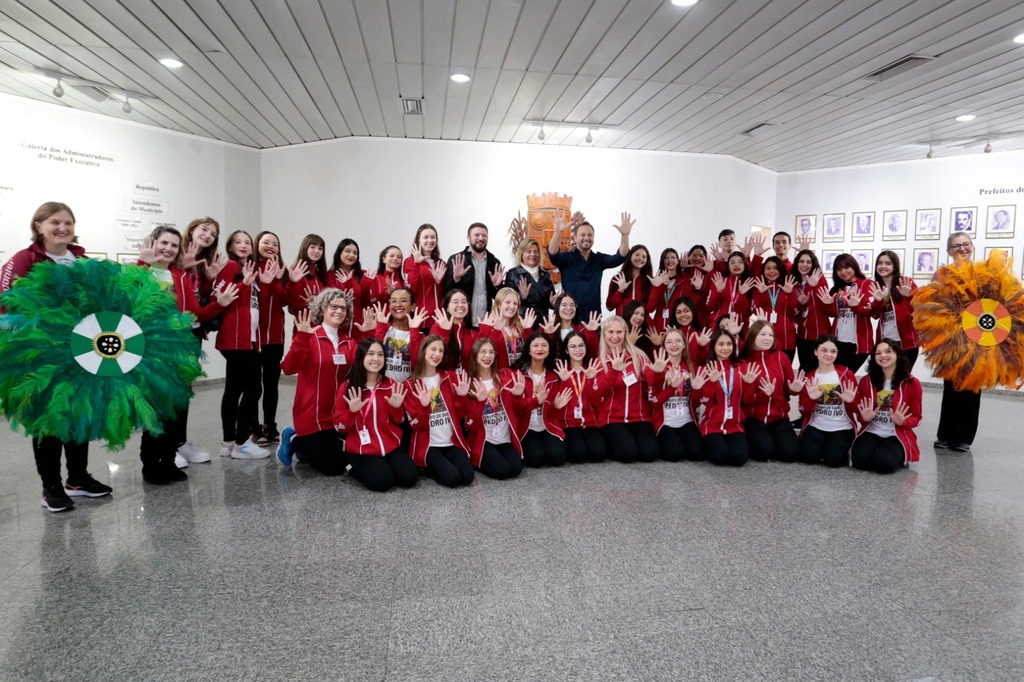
912, 248, 939, 277
985, 205, 1016, 239
822, 213, 844, 243
794, 215, 816, 243
881, 210, 907, 241
950, 206, 977, 234
984, 246, 1013, 261
852, 249, 874, 275
116, 253, 138, 265
851, 212, 875, 242
915, 208, 941, 240
821, 249, 843, 274
84, 252, 108, 260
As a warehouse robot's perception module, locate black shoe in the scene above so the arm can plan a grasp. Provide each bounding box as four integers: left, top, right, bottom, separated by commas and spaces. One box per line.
163, 463, 188, 482
41, 485, 74, 512
64, 475, 112, 498
790, 417, 803, 430
933, 439, 950, 449
252, 424, 271, 447
142, 467, 171, 485
951, 442, 972, 453
265, 424, 281, 442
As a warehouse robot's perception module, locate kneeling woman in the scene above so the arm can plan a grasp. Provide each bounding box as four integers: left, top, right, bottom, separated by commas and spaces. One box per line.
595, 316, 660, 463
797, 335, 858, 467
277, 289, 357, 475
405, 335, 475, 488
852, 339, 922, 474
334, 337, 419, 491
740, 320, 803, 463
554, 331, 607, 463
518, 332, 568, 467
465, 338, 528, 480
692, 330, 748, 466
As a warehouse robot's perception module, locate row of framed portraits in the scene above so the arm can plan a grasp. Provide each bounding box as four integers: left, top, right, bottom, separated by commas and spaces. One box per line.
795, 205, 1018, 242
822, 247, 1015, 279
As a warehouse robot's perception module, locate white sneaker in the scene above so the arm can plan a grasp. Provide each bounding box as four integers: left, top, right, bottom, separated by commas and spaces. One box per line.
231, 439, 271, 459
177, 441, 211, 463
174, 453, 189, 469
219, 441, 234, 458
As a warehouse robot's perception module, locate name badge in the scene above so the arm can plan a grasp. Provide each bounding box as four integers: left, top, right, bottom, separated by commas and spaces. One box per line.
623, 372, 638, 387
333, 353, 347, 365
769, 312, 778, 324
574, 405, 583, 420
358, 428, 371, 445
725, 407, 734, 420
662, 308, 669, 319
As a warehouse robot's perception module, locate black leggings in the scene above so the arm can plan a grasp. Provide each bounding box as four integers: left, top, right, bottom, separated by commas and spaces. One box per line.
425, 446, 475, 487
745, 418, 800, 463
254, 343, 284, 428
799, 425, 854, 467
704, 432, 748, 467
479, 442, 524, 480
140, 407, 188, 471
564, 428, 607, 463
656, 422, 705, 462
601, 422, 659, 463
936, 380, 980, 446
906, 347, 919, 372
293, 429, 348, 476
851, 433, 905, 474
521, 430, 567, 467
347, 450, 419, 491
33, 437, 89, 489
835, 341, 867, 374
795, 338, 818, 373
220, 349, 261, 444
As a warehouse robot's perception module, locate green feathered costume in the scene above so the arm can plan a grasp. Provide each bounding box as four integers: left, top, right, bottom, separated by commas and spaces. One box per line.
0, 259, 203, 449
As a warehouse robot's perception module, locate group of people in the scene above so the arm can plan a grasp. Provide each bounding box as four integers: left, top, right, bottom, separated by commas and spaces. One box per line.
4, 202, 981, 508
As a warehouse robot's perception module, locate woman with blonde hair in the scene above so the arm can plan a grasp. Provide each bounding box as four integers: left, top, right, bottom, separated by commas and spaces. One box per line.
504, 238, 554, 324
594, 315, 659, 463
478, 287, 536, 369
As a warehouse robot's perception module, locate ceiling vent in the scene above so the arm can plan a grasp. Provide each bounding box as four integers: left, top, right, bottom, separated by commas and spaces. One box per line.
864, 55, 937, 82
401, 98, 423, 116
739, 122, 774, 137
69, 83, 117, 102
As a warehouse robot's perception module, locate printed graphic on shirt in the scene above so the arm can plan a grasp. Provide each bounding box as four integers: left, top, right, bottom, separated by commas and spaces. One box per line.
384, 335, 411, 378
872, 389, 894, 425
250, 282, 260, 309
482, 384, 506, 426
428, 386, 451, 429
814, 383, 845, 418
503, 329, 524, 366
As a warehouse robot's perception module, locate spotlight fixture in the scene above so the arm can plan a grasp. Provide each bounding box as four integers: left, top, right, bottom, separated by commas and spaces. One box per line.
450, 73, 471, 83
52, 79, 64, 98
671, 0, 699, 6
956, 114, 976, 122
159, 57, 183, 69
585, 128, 593, 144
122, 96, 132, 114
537, 126, 545, 141
926, 145, 934, 159
1014, 33, 1024, 44
985, 141, 993, 153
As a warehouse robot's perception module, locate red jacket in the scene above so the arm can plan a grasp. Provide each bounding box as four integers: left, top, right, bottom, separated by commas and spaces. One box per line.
524, 368, 566, 440
647, 276, 705, 333
464, 368, 530, 466
751, 285, 798, 351
794, 279, 832, 341
281, 326, 356, 437
333, 377, 404, 456
403, 256, 442, 319
644, 361, 699, 434
706, 274, 752, 330
1, 243, 87, 293
404, 371, 471, 466
853, 374, 923, 464
256, 272, 288, 345
369, 270, 406, 305
594, 352, 651, 425
817, 279, 875, 353
740, 350, 795, 424
377, 322, 424, 380
545, 324, 599, 359
213, 260, 268, 351
478, 323, 525, 370
798, 365, 858, 433
552, 369, 602, 429
327, 270, 371, 336
606, 274, 649, 316
286, 273, 326, 316
695, 360, 745, 436
156, 266, 224, 322
430, 321, 477, 371
868, 283, 919, 350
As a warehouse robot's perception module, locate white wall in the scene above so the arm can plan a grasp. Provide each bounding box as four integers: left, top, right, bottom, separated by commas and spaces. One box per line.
0, 94, 261, 380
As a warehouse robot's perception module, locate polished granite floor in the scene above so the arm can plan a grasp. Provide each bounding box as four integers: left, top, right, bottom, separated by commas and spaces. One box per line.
0, 383, 1022, 681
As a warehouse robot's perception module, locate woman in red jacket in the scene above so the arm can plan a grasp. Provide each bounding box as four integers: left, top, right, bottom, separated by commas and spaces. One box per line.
403, 224, 446, 320
136, 226, 239, 483
540, 292, 600, 358
431, 289, 477, 371
691, 330, 749, 467
606, 244, 653, 315
286, 233, 328, 321
553, 331, 606, 463
517, 332, 569, 467
644, 331, 703, 462
464, 338, 528, 480
370, 245, 405, 305
706, 251, 755, 333
740, 320, 803, 463
404, 335, 475, 488
792, 249, 829, 373
815, 254, 874, 373
750, 256, 798, 361
852, 339, 923, 474
595, 316, 659, 463
276, 289, 357, 474
478, 287, 536, 369
334, 337, 419, 491
646, 249, 706, 333
797, 335, 858, 467
668, 297, 713, 365
328, 238, 370, 336
252, 231, 288, 446
356, 288, 427, 383
212, 230, 277, 459
868, 250, 920, 370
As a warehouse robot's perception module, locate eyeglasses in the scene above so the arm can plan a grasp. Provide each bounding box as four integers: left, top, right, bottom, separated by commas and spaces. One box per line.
949, 243, 972, 251
327, 304, 347, 312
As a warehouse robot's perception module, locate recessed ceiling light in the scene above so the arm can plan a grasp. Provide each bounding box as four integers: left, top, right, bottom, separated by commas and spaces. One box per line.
159, 58, 183, 69
1014, 33, 1024, 44
450, 73, 471, 83
672, 0, 699, 6
702, 92, 724, 101
956, 114, 976, 122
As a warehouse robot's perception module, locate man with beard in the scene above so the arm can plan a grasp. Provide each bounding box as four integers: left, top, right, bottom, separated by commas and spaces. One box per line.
548, 211, 633, 321
444, 222, 505, 326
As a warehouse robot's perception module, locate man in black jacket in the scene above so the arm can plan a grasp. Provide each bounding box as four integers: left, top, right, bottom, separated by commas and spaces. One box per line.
444, 222, 505, 326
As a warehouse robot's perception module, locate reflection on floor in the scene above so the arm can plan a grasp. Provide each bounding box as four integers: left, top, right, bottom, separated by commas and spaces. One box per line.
0, 383, 1022, 681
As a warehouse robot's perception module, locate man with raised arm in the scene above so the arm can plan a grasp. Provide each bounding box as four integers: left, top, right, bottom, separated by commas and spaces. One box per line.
548, 211, 633, 321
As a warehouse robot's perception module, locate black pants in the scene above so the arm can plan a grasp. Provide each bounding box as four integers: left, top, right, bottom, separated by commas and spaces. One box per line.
347, 450, 419, 491
425, 446, 475, 487
936, 380, 980, 446
704, 432, 748, 467
851, 433, 906, 474
799, 425, 854, 467
906, 347, 919, 372
33, 437, 89, 488
564, 428, 607, 463
220, 349, 261, 444
835, 341, 867, 374
745, 418, 800, 462
479, 442, 524, 480
521, 430, 567, 467
602, 422, 659, 463
140, 407, 188, 472
782, 348, 795, 362
293, 430, 348, 476
252, 343, 284, 428
795, 338, 818, 373
656, 422, 705, 462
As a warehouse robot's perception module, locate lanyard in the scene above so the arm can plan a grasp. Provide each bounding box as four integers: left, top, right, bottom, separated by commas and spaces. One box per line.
718, 365, 735, 401
359, 384, 378, 422
767, 285, 780, 310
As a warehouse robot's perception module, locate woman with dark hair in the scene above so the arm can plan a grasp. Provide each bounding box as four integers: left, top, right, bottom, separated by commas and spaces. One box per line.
403, 224, 446, 320
334, 337, 419, 491
814, 253, 874, 372
647, 247, 706, 333
516, 332, 569, 467
370, 245, 405, 305
553, 330, 606, 463
355, 287, 427, 383
792, 249, 829, 373
707, 251, 756, 333
739, 320, 803, 463
251, 231, 289, 446
692, 329, 749, 466
430, 289, 478, 371
868, 250, 920, 370
0, 202, 112, 511
540, 291, 600, 358
607, 244, 654, 316
277, 289, 358, 475
464, 337, 528, 480
504, 238, 554, 324
751, 256, 798, 361
669, 296, 713, 364
328, 238, 370, 335
851, 339, 922, 474
646, 328, 704, 461
286, 233, 328, 322
622, 299, 655, 358
797, 335, 858, 467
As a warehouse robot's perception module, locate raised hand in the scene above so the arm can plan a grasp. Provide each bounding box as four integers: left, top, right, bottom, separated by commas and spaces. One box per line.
613, 211, 635, 235
666, 366, 685, 388
433, 307, 453, 331
897, 276, 914, 298
695, 328, 713, 346
808, 268, 822, 287
840, 379, 857, 404
451, 253, 469, 281
711, 271, 726, 293
411, 380, 431, 407
430, 260, 447, 284
609, 348, 628, 372
891, 402, 911, 426
788, 369, 806, 393
846, 287, 863, 308
650, 347, 669, 373
554, 359, 571, 382
410, 243, 425, 264
585, 311, 601, 331
857, 396, 877, 422
627, 323, 641, 347
356, 307, 378, 333
478, 309, 499, 329
346, 386, 369, 413
335, 268, 354, 285
709, 243, 725, 263
138, 236, 158, 264
182, 241, 201, 270
690, 366, 709, 391
741, 363, 762, 384
489, 264, 506, 288
540, 311, 558, 335
520, 308, 537, 330
758, 377, 777, 397
613, 272, 628, 292
516, 276, 532, 300
454, 370, 471, 397
472, 378, 490, 402
583, 358, 601, 379
805, 378, 823, 401
817, 288, 835, 306
722, 312, 742, 336
289, 260, 309, 283
752, 306, 769, 322
753, 278, 768, 293
215, 282, 241, 308
691, 270, 705, 290
869, 281, 886, 302
533, 380, 548, 404
408, 307, 428, 329
648, 270, 669, 288
706, 361, 723, 383
797, 289, 809, 305
386, 382, 407, 408
646, 328, 664, 347
302, 284, 316, 305
206, 252, 227, 279
259, 259, 278, 284
741, 234, 757, 257
796, 235, 812, 252
373, 301, 390, 324
739, 277, 757, 295
241, 260, 258, 286
553, 387, 573, 409
782, 275, 797, 293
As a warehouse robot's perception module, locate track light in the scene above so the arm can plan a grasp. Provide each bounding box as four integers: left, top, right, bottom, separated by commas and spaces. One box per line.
537, 126, 545, 141
585, 128, 593, 144
926, 145, 934, 159
52, 79, 64, 98
985, 141, 993, 153
122, 96, 132, 114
